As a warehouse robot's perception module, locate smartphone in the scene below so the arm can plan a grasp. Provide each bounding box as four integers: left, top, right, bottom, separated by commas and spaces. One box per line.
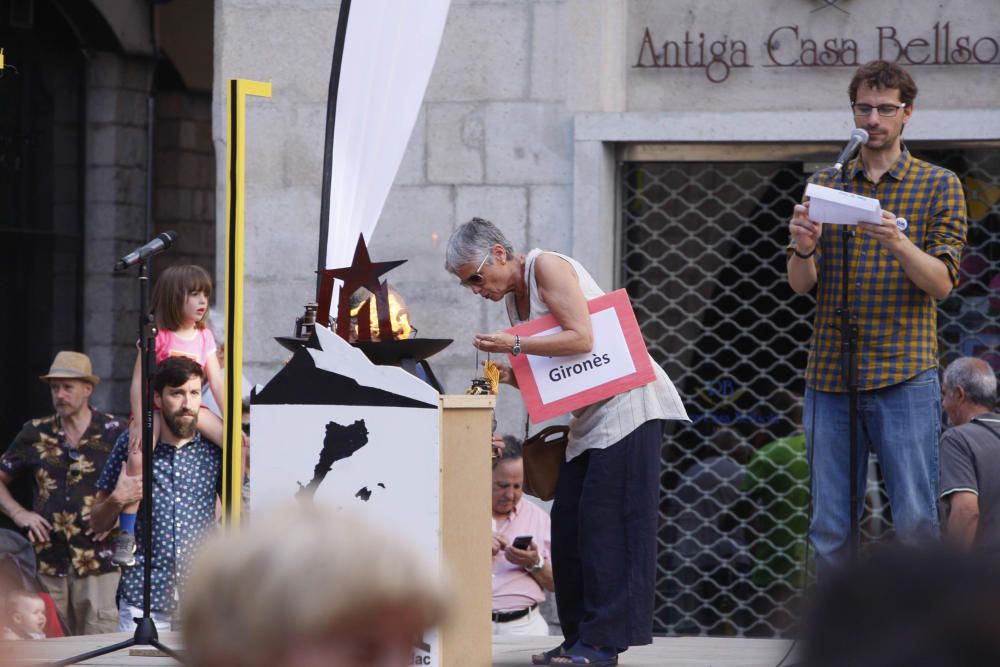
511, 535, 533, 550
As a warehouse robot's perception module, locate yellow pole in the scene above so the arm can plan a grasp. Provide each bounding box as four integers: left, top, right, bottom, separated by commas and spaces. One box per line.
224, 79, 271, 527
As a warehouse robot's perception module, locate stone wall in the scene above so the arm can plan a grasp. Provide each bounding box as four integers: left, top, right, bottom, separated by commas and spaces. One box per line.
213, 0, 619, 432
83, 51, 155, 415
153, 91, 216, 273
84, 55, 216, 417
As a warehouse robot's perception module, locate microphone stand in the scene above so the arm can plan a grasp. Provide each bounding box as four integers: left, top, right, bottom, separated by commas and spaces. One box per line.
53, 259, 181, 665
782, 156, 863, 667
836, 165, 861, 562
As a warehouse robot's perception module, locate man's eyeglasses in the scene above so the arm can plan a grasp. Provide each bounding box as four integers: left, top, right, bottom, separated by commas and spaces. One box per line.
852, 102, 907, 117
460, 251, 492, 287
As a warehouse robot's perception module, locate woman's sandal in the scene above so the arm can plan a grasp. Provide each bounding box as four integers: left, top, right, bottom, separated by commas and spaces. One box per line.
531, 643, 570, 665
550, 642, 619, 666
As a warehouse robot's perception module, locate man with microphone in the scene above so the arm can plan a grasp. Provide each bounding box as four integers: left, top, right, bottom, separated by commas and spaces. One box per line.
787, 60, 967, 573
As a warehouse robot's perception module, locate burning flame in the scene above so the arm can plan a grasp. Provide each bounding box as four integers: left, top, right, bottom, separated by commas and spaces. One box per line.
349, 288, 414, 341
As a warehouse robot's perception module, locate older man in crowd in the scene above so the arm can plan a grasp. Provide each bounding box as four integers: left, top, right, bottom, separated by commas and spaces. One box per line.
491, 436, 554, 636
939, 357, 1000, 551
91, 356, 222, 631
0, 351, 125, 634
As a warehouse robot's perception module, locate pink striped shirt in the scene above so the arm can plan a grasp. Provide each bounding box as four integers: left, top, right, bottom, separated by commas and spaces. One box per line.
492, 498, 551, 611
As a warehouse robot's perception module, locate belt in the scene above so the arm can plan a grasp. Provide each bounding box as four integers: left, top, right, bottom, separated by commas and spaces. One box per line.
491, 604, 537, 623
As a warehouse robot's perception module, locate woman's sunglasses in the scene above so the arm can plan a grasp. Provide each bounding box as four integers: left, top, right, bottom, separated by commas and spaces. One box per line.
460, 251, 491, 287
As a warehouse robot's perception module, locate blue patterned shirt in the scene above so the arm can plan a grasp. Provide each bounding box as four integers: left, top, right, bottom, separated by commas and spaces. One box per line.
96, 431, 221, 614
790, 149, 967, 391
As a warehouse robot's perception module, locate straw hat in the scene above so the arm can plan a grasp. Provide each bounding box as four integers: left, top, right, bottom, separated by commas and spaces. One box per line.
39, 351, 100, 385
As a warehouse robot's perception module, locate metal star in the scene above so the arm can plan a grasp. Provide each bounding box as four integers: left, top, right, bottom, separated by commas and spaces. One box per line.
316, 234, 406, 339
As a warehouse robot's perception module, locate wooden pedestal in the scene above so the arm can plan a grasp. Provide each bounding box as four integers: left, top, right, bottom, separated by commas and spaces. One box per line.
439, 395, 495, 667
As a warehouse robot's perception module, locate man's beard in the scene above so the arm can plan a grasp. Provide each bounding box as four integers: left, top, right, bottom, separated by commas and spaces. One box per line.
163, 409, 198, 439
54, 401, 82, 419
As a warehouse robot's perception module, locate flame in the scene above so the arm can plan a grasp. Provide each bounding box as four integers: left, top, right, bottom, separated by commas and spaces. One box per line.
349, 288, 413, 340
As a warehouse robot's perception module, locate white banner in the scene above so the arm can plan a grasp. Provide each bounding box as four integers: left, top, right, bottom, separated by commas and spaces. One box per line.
325, 0, 452, 298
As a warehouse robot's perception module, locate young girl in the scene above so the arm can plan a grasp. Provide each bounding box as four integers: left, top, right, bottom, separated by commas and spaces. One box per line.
113, 265, 227, 566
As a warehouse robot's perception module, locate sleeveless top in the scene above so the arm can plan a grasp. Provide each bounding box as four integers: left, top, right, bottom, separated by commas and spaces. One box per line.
154, 328, 217, 368
505, 249, 688, 460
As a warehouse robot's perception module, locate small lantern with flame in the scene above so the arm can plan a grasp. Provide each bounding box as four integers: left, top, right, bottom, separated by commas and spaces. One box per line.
349, 285, 414, 342
281, 235, 451, 378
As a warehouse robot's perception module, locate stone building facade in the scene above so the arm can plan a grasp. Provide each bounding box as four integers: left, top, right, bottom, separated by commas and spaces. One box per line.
214, 0, 1000, 433
214, 3, 1000, 634
0, 0, 214, 438
4, 0, 1000, 634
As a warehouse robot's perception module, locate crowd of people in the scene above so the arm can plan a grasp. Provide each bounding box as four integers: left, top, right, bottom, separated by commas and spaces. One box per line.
0, 264, 234, 640
0, 57, 997, 667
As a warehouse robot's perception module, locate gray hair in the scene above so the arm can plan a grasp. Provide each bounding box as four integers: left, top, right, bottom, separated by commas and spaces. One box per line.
943, 357, 997, 409
444, 217, 514, 274
497, 434, 523, 462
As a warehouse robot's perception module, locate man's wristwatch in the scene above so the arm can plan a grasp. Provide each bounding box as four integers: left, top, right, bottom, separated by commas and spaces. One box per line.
511, 335, 522, 356
528, 552, 544, 573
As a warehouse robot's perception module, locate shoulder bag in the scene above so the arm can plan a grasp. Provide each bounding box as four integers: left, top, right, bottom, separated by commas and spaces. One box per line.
521, 424, 568, 501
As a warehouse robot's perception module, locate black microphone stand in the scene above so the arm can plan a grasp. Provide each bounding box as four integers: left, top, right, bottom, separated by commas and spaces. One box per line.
781, 151, 865, 667
836, 165, 861, 562
53, 259, 182, 665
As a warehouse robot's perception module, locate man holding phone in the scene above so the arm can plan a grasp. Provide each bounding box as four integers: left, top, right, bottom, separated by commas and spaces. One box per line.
492, 436, 554, 636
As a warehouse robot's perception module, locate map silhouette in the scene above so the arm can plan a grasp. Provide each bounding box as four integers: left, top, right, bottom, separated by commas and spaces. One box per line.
296, 418, 369, 500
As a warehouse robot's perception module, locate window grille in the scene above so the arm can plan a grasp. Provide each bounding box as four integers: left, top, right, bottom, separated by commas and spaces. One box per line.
620, 146, 1000, 637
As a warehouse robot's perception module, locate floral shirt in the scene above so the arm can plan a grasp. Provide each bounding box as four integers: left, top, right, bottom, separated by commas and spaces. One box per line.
96, 431, 221, 615
0, 410, 126, 577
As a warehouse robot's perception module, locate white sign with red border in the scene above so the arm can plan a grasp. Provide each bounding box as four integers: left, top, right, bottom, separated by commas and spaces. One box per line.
505, 289, 656, 423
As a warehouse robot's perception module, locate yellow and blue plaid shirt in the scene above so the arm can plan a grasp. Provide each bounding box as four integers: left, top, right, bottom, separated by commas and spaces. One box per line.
791, 148, 967, 392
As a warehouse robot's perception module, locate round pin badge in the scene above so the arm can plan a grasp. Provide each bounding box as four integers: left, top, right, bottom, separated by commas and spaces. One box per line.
895, 217, 908, 232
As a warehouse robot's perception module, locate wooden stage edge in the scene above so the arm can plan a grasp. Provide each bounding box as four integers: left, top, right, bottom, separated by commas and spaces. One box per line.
5, 632, 795, 667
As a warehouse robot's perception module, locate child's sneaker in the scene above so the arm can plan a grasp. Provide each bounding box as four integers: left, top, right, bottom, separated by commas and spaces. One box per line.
112, 532, 136, 567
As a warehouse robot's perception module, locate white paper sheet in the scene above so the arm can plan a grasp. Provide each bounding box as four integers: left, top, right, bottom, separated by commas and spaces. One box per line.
805, 183, 883, 226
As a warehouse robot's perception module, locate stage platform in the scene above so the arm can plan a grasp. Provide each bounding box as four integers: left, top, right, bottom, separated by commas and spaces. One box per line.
493, 635, 794, 667
4, 631, 795, 666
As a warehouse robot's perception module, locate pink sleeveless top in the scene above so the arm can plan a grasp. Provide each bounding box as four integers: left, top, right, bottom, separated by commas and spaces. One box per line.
154, 328, 217, 369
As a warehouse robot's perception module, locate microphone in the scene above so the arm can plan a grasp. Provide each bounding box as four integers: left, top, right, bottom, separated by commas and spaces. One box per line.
114, 231, 178, 272
833, 128, 869, 172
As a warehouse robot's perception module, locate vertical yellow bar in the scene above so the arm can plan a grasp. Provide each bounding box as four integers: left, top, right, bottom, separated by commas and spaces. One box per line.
224, 79, 271, 527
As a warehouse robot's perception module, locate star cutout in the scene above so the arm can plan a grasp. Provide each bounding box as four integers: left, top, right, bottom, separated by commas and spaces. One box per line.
316, 234, 406, 339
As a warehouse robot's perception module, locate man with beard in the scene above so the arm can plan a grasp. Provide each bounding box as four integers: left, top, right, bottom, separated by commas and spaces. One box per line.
91, 357, 222, 631
0, 351, 125, 634
787, 60, 967, 573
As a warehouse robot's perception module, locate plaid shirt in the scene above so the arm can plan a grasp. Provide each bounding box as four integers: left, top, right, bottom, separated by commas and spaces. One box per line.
791, 148, 967, 392
0, 410, 126, 577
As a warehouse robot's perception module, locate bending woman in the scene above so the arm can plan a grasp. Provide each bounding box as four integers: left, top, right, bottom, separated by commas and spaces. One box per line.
445, 218, 688, 666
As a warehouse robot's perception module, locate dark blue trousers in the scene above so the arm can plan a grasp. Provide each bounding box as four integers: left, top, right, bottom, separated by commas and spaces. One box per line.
551, 419, 664, 649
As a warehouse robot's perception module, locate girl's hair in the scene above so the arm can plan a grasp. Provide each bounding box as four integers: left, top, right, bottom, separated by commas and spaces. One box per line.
151, 265, 213, 331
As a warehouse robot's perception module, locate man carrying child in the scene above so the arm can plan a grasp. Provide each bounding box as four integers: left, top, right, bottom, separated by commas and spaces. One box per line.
91, 356, 222, 631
